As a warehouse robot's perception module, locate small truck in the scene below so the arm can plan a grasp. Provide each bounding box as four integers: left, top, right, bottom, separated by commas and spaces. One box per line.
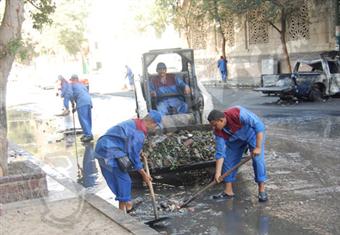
254, 51, 340, 101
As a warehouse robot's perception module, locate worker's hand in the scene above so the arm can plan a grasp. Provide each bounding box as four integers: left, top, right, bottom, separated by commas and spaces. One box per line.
251, 147, 261, 157
150, 91, 157, 97
214, 172, 222, 183
183, 86, 191, 95
142, 174, 153, 184
56, 93, 59, 97
72, 108, 76, 113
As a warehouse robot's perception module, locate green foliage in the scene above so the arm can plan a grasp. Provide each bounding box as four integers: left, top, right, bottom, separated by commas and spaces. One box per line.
26, 0, 56, 30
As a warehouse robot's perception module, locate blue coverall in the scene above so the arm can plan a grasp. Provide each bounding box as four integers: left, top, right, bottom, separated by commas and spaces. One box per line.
214, 106, 267, 183
60, 80, 73, 110
149, 74, 189, 115
71, 82, 93, 138
217, 58, 227, 82
94, 119, 146, 202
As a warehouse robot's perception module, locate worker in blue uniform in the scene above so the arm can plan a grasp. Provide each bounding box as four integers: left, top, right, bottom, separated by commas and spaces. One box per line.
207, 106, 268, 202
57, 75, 73, 116
94, 110, 163, 213
70, 74, 93, 142
149, 62, 191, 115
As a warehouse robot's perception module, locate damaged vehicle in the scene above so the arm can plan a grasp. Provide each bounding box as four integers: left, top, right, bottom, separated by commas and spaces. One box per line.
254, 51, 340, 101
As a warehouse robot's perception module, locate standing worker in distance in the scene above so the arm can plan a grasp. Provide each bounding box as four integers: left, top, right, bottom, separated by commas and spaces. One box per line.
56, 75, 73, 116
217, 56, 228, 83
70, 74, 93, 143
207, 106, 268, 202
94, 110, 163, 212
125, 65, 135, 90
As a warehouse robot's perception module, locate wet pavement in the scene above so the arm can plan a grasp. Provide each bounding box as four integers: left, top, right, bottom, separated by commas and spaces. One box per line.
6, 83, 340, 234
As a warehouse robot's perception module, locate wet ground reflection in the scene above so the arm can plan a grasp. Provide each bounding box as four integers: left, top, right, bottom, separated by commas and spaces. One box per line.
7, 108, 340, 234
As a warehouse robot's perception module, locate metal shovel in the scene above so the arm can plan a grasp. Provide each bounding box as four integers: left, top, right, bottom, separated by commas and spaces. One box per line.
179, 155, 253, 208
142, 155, 171, 226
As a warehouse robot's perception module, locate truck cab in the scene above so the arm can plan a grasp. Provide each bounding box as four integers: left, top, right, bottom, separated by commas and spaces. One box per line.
134, 48, 213, 128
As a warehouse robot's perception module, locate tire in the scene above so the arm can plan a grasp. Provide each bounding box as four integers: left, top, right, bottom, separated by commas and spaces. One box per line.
309, 85, 323, 102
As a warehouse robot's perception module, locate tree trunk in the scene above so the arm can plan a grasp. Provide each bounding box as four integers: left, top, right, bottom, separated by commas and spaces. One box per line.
279, 8, 292, 73
0, 0, 25, 176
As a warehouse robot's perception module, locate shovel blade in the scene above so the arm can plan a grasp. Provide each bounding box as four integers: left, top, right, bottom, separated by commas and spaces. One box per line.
145, 217, 171, 226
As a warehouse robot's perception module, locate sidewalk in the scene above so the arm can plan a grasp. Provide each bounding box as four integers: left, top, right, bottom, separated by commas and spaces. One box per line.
1, 147, 159, 235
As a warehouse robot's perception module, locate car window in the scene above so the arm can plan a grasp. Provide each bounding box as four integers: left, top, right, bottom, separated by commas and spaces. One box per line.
147, 53, 182, 74
297, 62, 323, 72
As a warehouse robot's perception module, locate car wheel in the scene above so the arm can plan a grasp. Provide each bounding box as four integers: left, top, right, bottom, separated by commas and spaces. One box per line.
309, 85, 323, 102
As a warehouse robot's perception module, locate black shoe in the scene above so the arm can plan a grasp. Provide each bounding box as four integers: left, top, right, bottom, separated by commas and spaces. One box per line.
258, 192, 268, 202
127, 197, 143, 213
81, 135, 93, 142
213, 192, 235, 200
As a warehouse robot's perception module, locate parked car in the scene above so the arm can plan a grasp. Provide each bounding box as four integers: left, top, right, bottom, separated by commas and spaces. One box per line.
254, 51, 340, 101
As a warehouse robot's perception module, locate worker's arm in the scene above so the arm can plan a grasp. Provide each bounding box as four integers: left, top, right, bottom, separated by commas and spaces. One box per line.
252, 132, 263, 157
214, 136, 226, 182
138, 168, 152, 183
215, 158, 224, 183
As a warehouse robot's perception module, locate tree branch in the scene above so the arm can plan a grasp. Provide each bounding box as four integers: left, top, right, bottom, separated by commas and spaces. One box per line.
268, 20, 281, 33
26, 0, 42, 11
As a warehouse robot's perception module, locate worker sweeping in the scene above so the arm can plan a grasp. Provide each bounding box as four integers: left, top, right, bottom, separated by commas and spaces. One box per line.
94, 110, 163, 213
207, 106, 268, 202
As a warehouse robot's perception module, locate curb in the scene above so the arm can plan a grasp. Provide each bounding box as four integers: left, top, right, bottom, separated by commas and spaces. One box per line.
8, 142, 159, 235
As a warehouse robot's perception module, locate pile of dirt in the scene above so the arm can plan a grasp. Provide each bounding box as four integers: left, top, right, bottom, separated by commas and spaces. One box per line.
143, 129, 215, 169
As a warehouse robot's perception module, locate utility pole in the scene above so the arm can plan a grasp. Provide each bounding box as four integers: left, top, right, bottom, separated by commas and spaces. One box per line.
336, 0, 340, 51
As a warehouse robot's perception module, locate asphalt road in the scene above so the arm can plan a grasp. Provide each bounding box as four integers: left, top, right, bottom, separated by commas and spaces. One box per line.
7, 85, 340, 235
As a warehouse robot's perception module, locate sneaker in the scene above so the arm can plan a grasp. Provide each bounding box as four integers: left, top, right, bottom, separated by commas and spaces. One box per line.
81, 135, 93, 142
258, 191, 268, 202
212, 192, 235, 200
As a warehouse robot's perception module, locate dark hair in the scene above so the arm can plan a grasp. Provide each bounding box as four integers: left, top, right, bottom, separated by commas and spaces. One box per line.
156, 62, 167, 72
207, 109, 225, 122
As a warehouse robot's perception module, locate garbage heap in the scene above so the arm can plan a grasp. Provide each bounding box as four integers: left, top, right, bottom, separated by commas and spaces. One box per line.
143, 129, 216, 170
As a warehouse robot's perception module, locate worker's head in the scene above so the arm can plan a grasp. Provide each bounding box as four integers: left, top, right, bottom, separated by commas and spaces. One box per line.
156, 62, 167, 73
144, 110, 163, 131
207, 109, 226, 130
70, 74, 79, 82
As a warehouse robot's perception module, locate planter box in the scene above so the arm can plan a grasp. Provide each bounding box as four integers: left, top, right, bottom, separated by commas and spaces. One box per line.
0, 161, 48, 204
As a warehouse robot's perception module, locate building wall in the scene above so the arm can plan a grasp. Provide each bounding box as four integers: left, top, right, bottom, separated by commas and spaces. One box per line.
192, 0, 335, 85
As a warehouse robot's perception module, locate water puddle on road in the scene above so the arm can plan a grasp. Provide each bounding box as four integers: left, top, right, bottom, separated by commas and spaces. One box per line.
7, 109, 340, 234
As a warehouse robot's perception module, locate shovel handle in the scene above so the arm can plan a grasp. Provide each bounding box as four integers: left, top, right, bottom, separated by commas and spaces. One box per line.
142, 154, 159, 220
180, 155, 253, 208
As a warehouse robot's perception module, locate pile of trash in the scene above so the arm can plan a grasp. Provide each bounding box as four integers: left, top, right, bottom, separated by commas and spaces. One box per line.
143, 129, 215, 169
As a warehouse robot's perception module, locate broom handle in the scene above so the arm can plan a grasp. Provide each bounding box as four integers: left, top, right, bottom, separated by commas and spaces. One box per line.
142, 155, 159, 220
180, 155, 253, 208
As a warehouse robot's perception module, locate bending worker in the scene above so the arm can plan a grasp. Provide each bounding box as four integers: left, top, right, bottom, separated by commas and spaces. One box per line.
207, 106, 268, 202
149, 62, 191, 115
94, 110, 163, 212
57, 75, 73, 116
70, 74, 93, 143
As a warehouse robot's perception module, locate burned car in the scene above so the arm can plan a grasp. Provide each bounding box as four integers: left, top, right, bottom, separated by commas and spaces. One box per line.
254, 51, 340, 101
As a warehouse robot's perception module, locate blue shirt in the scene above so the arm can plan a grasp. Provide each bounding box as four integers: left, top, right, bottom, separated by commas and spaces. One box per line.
95, 119, 146, 170
214, 106, 265, 160
71, 82, 92, 108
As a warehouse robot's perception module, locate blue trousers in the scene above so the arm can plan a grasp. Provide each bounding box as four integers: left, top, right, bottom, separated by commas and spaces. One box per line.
98, 160, 132, 202
77, 105, 92, 137
220, 70, 227, 82
157, 97, 188, 115
63, 97, 70, 110
223, 140, 267, 183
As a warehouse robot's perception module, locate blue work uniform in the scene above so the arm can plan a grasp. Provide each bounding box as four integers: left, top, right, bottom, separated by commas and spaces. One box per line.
71, 82, 93, 137
214, 106, 267, 183
149, 74, 188, 115
94, 119, 146, 202
126, 67, 134, 86
217, 58, 227, 82
60, 80, 73, 110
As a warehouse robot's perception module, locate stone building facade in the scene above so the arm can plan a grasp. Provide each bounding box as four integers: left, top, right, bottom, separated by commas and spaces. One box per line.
188, 0, 336, 85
